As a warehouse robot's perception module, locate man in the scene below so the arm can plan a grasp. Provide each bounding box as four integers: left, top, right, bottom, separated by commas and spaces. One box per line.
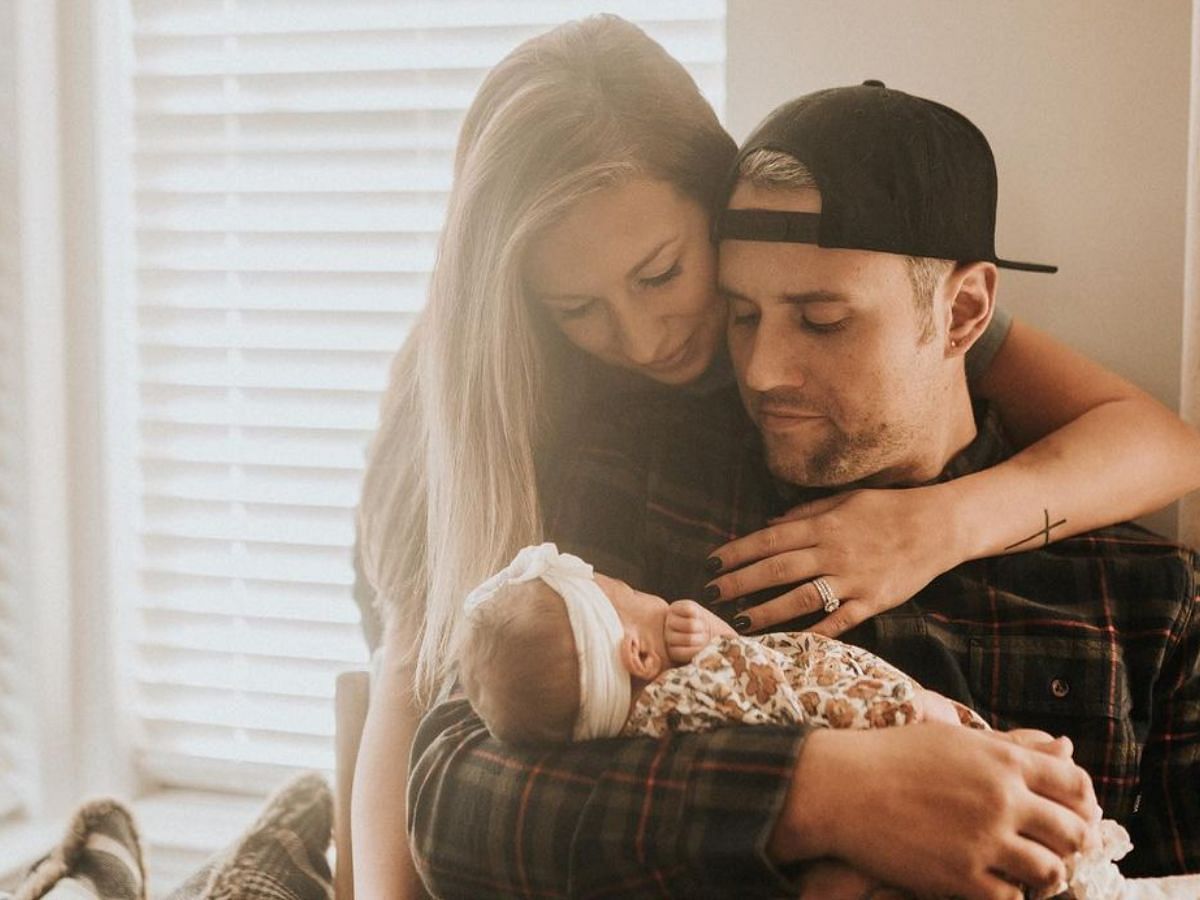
408, 84, 1199, 897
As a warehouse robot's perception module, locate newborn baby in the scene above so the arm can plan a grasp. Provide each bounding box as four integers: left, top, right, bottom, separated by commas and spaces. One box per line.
457, 542, 976, 745
458, 543, 1170, 900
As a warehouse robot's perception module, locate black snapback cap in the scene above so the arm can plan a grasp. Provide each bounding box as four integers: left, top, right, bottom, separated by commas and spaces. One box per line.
716, 80, 1057, 274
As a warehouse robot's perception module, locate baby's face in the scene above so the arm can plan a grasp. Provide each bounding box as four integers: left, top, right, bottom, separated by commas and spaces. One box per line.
594, 573, 668, 622
593, 574, 671, 671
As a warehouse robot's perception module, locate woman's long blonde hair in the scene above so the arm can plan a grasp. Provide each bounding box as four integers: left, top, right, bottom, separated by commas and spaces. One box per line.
358, 15, 735, 706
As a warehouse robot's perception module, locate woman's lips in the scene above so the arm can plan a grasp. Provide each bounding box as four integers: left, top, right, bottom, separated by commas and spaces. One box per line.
644, 336, 692, 372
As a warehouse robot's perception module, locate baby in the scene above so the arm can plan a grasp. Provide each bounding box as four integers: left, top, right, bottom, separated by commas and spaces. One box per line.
457, 542, 975, 746
458, 543, 1169, 900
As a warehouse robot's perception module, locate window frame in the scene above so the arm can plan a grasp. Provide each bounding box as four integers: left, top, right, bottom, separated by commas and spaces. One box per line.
0, 0, 138, 877
0, 0, 83, 871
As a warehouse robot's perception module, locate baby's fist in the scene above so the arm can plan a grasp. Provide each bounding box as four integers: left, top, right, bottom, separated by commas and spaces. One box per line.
664, 599, 733, 664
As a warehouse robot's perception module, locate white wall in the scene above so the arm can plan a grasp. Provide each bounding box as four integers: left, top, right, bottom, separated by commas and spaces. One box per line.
727, 0, 1195, 534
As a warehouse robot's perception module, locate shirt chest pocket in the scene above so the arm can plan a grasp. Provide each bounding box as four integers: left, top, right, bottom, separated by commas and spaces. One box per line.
969, 635, 1141, 817
968, 635, 1133, 720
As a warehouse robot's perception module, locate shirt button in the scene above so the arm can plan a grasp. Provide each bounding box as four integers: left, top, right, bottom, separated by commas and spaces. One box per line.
1050, 678, 1071, 699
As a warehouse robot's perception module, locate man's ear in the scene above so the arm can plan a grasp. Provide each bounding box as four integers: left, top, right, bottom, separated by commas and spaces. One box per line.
943, 261, 997, 358
618, 629, 663, 684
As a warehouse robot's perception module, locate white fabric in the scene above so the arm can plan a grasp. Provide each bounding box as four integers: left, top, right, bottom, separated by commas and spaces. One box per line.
464, 543, 631, 740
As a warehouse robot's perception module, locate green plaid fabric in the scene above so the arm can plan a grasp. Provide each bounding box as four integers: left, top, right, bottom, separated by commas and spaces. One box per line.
164, 773, 332, 900
409, 370, 1200, 895
410, 700, 810, 898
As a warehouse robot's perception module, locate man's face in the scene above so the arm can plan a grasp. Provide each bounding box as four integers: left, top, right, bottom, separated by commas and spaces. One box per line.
720, 183, 953, 488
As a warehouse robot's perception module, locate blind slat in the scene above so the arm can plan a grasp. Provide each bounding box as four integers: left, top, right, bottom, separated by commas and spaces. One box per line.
130, 1, 724, 37
138, 272, 428, 312
138, 616, 363, 662
139, 586, 361, 624
131, 39, 724, 78
138, 355, 393, 393
137, 199, 447, 233
135, 110, 463, 154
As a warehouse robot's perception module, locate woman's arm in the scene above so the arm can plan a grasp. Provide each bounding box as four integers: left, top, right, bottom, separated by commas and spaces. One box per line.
351, 641, 429, 900
706, 317, 1200, 637
957, 316, 1200, 554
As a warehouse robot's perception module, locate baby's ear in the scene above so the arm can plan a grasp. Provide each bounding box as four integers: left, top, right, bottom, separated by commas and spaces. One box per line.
619, 629, 663, 682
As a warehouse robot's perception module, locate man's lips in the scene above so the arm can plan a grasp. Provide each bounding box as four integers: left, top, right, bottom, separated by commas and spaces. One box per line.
756, 406, 825, 429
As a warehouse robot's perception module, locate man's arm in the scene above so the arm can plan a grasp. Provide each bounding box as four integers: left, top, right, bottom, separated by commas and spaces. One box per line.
408, 698, 812, 899
408, 701, 1099, 899
1124, 553, 1200, 876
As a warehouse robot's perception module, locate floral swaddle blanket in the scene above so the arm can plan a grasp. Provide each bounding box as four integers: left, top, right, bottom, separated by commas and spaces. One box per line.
622, 631, 986, 738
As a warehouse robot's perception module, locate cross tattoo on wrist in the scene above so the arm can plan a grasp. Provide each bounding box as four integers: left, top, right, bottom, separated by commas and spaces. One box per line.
1004, 508, 1068, 551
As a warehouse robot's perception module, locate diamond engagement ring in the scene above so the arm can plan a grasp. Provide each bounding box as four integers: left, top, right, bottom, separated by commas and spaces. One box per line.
814, 577, 840, 613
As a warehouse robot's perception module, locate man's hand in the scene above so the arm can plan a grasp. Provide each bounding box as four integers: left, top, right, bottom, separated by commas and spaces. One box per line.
663, 599, 736, 664
704, 486, 963, 636
771, 723, 1101, 900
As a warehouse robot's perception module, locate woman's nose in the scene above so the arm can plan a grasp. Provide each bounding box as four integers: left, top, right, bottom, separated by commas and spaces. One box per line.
612, 307, 667, 365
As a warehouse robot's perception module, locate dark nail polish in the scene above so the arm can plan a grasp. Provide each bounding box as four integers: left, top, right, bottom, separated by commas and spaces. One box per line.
704, 555, 722, 574
732, 615, 751, 633
702, 584, 721, 603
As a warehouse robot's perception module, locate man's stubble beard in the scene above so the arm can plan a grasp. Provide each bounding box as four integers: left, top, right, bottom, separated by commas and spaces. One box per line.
748, 323, 948, 490
762, 416, 919, 488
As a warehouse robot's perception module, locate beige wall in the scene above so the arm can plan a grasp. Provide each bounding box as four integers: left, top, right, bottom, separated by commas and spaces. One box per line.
1181, 0, 1200, 547
727, 0, 1195, 535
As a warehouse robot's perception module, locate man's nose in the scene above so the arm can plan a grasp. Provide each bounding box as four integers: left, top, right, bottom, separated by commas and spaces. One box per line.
741, 325, 801, 393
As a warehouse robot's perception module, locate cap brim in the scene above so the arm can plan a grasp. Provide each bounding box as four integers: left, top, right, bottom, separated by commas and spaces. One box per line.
995, 257, 1058, 274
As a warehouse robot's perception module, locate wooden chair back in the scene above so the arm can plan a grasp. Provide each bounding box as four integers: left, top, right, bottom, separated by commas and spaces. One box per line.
334, 670, 371, 900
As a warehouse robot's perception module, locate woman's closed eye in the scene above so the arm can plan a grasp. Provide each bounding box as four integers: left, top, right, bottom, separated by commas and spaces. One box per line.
553, 299, 597, 320
638, 261, 681, 289
547, 262, 680, 321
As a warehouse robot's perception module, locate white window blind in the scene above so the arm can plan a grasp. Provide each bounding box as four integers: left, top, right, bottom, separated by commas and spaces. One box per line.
114, 0, 725, 793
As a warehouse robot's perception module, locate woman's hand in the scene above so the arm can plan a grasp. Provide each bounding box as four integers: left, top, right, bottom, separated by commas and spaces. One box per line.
705, 485, 964, 637
664, 598, 735, 664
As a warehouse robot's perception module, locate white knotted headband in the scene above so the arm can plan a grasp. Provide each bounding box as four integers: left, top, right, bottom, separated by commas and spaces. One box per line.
463, 543, 630, 740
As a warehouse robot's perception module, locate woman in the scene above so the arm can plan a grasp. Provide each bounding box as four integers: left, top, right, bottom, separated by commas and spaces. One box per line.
352, 15, 1200, 898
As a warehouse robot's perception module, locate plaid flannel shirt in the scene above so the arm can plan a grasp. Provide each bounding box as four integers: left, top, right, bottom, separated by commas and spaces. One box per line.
408, 362, 1200, 895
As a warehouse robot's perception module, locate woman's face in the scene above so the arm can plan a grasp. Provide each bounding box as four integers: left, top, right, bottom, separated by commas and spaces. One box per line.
524, 178, 725, 385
